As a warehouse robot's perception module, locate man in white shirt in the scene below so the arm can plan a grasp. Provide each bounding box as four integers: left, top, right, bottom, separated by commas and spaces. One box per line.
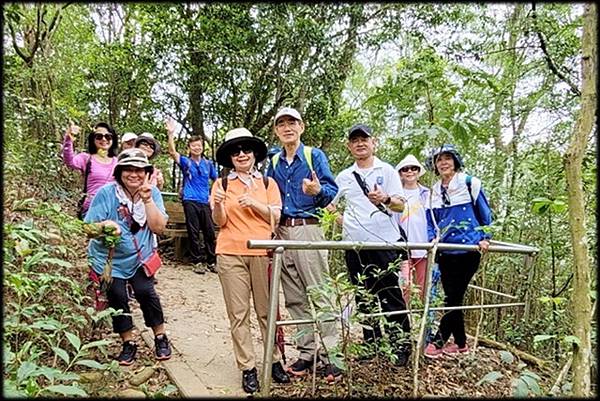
328, 123, 411, 366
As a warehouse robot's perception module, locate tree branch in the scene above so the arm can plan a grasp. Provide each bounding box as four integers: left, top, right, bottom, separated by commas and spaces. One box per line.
7, 20, 31, 64
530, 2, 581, 97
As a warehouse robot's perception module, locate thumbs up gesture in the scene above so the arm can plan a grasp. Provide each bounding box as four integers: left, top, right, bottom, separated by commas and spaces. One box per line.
302, 170, 321, 196
139, 173, 153, 204
238, 185, 255, 208
367, 183, 387, 205
213, 180, 227, 205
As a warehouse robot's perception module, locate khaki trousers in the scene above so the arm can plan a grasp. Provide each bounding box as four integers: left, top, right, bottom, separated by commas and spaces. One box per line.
276, 225, 338, 362
217, 254, 281, 371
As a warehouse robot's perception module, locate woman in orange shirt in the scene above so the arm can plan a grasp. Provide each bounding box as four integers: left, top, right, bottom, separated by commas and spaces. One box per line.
210, 128, 289, 394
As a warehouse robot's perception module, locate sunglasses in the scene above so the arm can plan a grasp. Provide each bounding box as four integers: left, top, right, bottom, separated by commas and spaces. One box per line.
231, 148, 253, 157
94, 133, 113, 141
441, 186, 451, 206
400, 166, 420, 173
130, 220, 141, 235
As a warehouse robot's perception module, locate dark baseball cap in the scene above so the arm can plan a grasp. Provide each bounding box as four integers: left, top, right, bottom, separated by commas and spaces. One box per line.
348, 123, 373, 139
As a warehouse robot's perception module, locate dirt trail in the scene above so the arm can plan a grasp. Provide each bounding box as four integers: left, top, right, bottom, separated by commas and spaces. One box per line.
133, 259, 298, 397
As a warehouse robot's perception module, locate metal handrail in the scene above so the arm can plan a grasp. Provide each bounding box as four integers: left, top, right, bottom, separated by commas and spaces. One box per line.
247, 239, 539, 396
248, 240, 538, 254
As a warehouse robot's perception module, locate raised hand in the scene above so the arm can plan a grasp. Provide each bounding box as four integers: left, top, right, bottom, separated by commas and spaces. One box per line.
165, 117, 176, 136
302, 170, 321, 196
139, 173, 153, 204
367, 183, 387, 205
66, 120, 81, 141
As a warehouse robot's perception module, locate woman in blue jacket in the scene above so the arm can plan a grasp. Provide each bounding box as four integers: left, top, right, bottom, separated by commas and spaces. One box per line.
423, 144, 492, 358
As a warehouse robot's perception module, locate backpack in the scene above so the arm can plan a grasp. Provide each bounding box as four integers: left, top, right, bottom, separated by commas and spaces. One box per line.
465, 174, 486, 225
77, 156, 93, 219
271, 146, 313, 171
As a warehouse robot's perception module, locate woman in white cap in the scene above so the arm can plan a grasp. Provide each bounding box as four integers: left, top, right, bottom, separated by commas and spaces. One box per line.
135, 132, 164, 190
84, 148, 172, 366
394, 154, 430, 304
210, 128, 290, 394
120, 132, 138, 151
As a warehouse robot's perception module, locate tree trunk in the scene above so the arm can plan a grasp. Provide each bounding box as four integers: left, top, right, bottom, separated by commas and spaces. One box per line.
564, 3, 596, 397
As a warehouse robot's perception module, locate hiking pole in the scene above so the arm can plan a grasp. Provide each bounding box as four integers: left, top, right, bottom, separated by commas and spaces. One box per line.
261, 246, 284, 397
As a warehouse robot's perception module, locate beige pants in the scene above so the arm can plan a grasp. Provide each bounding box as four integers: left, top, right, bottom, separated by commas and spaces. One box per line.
217, 254, 281, 371
276, 225, 339, 362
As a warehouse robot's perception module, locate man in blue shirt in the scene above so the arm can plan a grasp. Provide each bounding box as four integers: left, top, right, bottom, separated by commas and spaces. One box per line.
166, 118, 218, 274
266, 107, 341, 383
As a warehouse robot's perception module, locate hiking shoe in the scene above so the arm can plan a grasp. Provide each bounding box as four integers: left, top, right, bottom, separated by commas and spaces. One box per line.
423, 343, 444, 359
116, 341, 137, 365
242, 367, 259, 393
323, 363, 343, 383
272, 362, 291, 384
442, 342, 469, 355
286, 358, 314, 377
154, 334, 172, 360
193, 263, 207, 274
394, 348, 411, 367
207, 263, 217, 273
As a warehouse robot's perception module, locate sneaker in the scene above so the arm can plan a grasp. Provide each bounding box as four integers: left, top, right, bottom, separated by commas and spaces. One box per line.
116, 341, 137, 365
286, 358, 314, 377
207, 263, 217, 273
442, 342, 469, 355
154, 334, 172, 360
193, 263, 207, 274
423, 343, 444, 359
272, 362, 291, 384
323, 363, 343, 383
242, 367, 259, 393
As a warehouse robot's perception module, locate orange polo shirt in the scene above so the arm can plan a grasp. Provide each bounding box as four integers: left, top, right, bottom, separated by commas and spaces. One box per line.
210, 174, 281, 256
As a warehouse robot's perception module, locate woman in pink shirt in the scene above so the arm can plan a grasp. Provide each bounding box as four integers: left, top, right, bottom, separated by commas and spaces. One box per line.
62, 121, 119, 218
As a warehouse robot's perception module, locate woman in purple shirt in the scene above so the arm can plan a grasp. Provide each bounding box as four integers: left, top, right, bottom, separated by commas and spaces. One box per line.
62, 121, 119, 218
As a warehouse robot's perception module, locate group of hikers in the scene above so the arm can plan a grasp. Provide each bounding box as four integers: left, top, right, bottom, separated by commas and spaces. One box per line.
63, 107, 492, 394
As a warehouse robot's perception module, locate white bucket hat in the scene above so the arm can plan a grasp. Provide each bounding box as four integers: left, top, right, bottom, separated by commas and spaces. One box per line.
395, 154, 425, 177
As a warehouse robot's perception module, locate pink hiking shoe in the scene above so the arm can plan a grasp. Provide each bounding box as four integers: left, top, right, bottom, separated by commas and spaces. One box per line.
442, 343, 469, 355
424, 343, 444, 359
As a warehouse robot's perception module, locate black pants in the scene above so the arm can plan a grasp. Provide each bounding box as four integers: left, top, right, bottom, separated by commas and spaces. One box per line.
183, 200, 216, 265
107, 267, 165, 333
345, 249, 410, 346
431, 251, 481, 348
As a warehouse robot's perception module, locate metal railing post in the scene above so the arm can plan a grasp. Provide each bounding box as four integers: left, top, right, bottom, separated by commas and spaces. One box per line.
260, 246, 284, 397
413, 244, 437, 397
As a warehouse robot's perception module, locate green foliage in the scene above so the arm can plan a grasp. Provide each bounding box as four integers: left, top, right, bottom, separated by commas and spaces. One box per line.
2, 196, 121, 397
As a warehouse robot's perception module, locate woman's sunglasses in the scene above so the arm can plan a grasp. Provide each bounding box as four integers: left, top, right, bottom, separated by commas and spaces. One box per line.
231, 148, 253, 157
441, 186, 451, 206
400, 166, 420, 173
94, 133, 113, 141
